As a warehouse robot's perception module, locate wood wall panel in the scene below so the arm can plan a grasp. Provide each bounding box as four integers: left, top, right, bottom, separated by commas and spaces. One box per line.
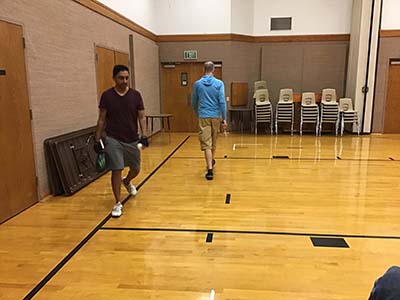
261, 45, 304, 102
302, 44, 348, 97
261, 43, 348, 103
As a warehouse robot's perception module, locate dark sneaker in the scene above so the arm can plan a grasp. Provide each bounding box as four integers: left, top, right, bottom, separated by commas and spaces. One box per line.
205, 169, 213, 180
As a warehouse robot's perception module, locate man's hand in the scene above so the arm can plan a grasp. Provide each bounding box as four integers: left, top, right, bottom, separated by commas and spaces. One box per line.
139, 136, 149, 147
93, 139, 104, 153
221, 120, 227, 130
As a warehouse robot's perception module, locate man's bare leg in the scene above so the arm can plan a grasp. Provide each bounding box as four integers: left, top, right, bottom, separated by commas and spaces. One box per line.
111, 170, 123, 217
205, 149, 213, 180
111, 170, 122, 203
123, 168, 140, 185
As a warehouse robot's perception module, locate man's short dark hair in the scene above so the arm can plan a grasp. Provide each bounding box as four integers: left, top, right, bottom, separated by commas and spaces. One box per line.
204, 61, 214, 73
113, 65, 129, 77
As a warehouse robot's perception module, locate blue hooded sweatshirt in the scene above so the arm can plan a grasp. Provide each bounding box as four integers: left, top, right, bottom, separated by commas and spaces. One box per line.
192, 75, 227, 120
369, 266, 400, 300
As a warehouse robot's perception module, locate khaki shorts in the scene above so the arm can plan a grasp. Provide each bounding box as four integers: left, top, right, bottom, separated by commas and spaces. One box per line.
198, 118, 221, 150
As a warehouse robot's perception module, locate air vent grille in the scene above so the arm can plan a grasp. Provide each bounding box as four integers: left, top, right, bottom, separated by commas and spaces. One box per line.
271, 17, 292, 30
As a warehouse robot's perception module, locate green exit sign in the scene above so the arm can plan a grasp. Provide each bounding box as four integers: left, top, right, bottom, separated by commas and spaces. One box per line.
184, 50, 197, 60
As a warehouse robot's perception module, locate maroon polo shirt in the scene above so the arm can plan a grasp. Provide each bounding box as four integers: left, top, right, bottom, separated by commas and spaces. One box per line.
99, 88, 144, 143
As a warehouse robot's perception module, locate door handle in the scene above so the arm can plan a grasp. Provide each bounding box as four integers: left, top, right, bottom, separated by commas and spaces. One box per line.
0, 69, 6, 76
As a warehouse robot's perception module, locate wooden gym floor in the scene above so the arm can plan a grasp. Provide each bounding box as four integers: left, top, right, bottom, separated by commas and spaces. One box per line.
1, 132, 400, 300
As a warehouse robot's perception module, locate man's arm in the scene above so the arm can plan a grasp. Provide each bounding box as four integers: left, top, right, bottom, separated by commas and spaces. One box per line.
95, 108, 107, 142
191, 83, 199, 116
218, 84, 227, 128
138, 110, 147, 137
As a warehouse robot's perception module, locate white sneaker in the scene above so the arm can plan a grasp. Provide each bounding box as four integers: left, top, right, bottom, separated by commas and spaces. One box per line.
123, 178, 137, 196
111, 202, 123, 218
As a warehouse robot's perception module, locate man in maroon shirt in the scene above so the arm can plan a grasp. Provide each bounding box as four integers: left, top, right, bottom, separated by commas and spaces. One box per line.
95, 65, 148, 217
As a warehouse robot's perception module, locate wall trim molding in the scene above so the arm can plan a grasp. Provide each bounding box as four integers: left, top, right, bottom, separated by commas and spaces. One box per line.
156, 34, 234, 43
380, 30, 400, 38
73, 0, 350, 43
253, 34, 349, 43
156, 33, 350, 43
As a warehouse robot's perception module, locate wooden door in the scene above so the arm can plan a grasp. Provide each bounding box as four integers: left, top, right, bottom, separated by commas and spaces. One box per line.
162, 62, 223, 132
96, 47, 115, 100
162, 64, 196, 132
0, 20, 37, 223
114, 51, 129, 67
384, 61, 400, 133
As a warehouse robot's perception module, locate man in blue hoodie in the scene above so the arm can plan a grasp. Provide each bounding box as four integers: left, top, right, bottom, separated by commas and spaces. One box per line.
192, 61, 227, 180
369, 266, 400, 300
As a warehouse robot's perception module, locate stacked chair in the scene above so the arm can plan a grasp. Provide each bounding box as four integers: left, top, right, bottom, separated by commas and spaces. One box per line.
275, 88, 295, 135
249, 83, 360, 136
254, 89, 273, 134
339, 98, 360, 135
319, 88, 339, 135
300, 92, 319, 136
252, 80, 268, 101
254, 80, 267, 92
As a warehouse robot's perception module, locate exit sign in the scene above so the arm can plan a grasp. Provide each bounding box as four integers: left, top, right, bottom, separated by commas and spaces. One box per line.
184, 50, 197, 60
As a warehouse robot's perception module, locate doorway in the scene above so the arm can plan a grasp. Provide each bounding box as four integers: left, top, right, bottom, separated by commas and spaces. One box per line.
0, 20, 37, 223
161, 62, 222, 132
384, 60, 400, 133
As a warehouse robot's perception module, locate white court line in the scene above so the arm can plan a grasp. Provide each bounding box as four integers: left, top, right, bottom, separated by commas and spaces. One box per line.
210, 289, 215, 300
232, 143, 263, 150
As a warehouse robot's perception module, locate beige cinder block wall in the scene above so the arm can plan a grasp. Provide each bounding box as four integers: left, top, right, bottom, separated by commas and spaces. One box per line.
0, 0, 160, 198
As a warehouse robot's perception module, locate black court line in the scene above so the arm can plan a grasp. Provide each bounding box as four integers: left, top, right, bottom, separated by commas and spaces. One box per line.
206, 233, 213, 243
100, 227, 400, 241
23, 216, 112, 300
23, 135, 190, 300
225, 194, 231, 204
171, 156, 400, 162
311, 237, 349, 248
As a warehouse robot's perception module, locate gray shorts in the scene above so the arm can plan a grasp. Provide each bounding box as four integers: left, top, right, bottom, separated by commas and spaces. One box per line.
104, 136, 141, 171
